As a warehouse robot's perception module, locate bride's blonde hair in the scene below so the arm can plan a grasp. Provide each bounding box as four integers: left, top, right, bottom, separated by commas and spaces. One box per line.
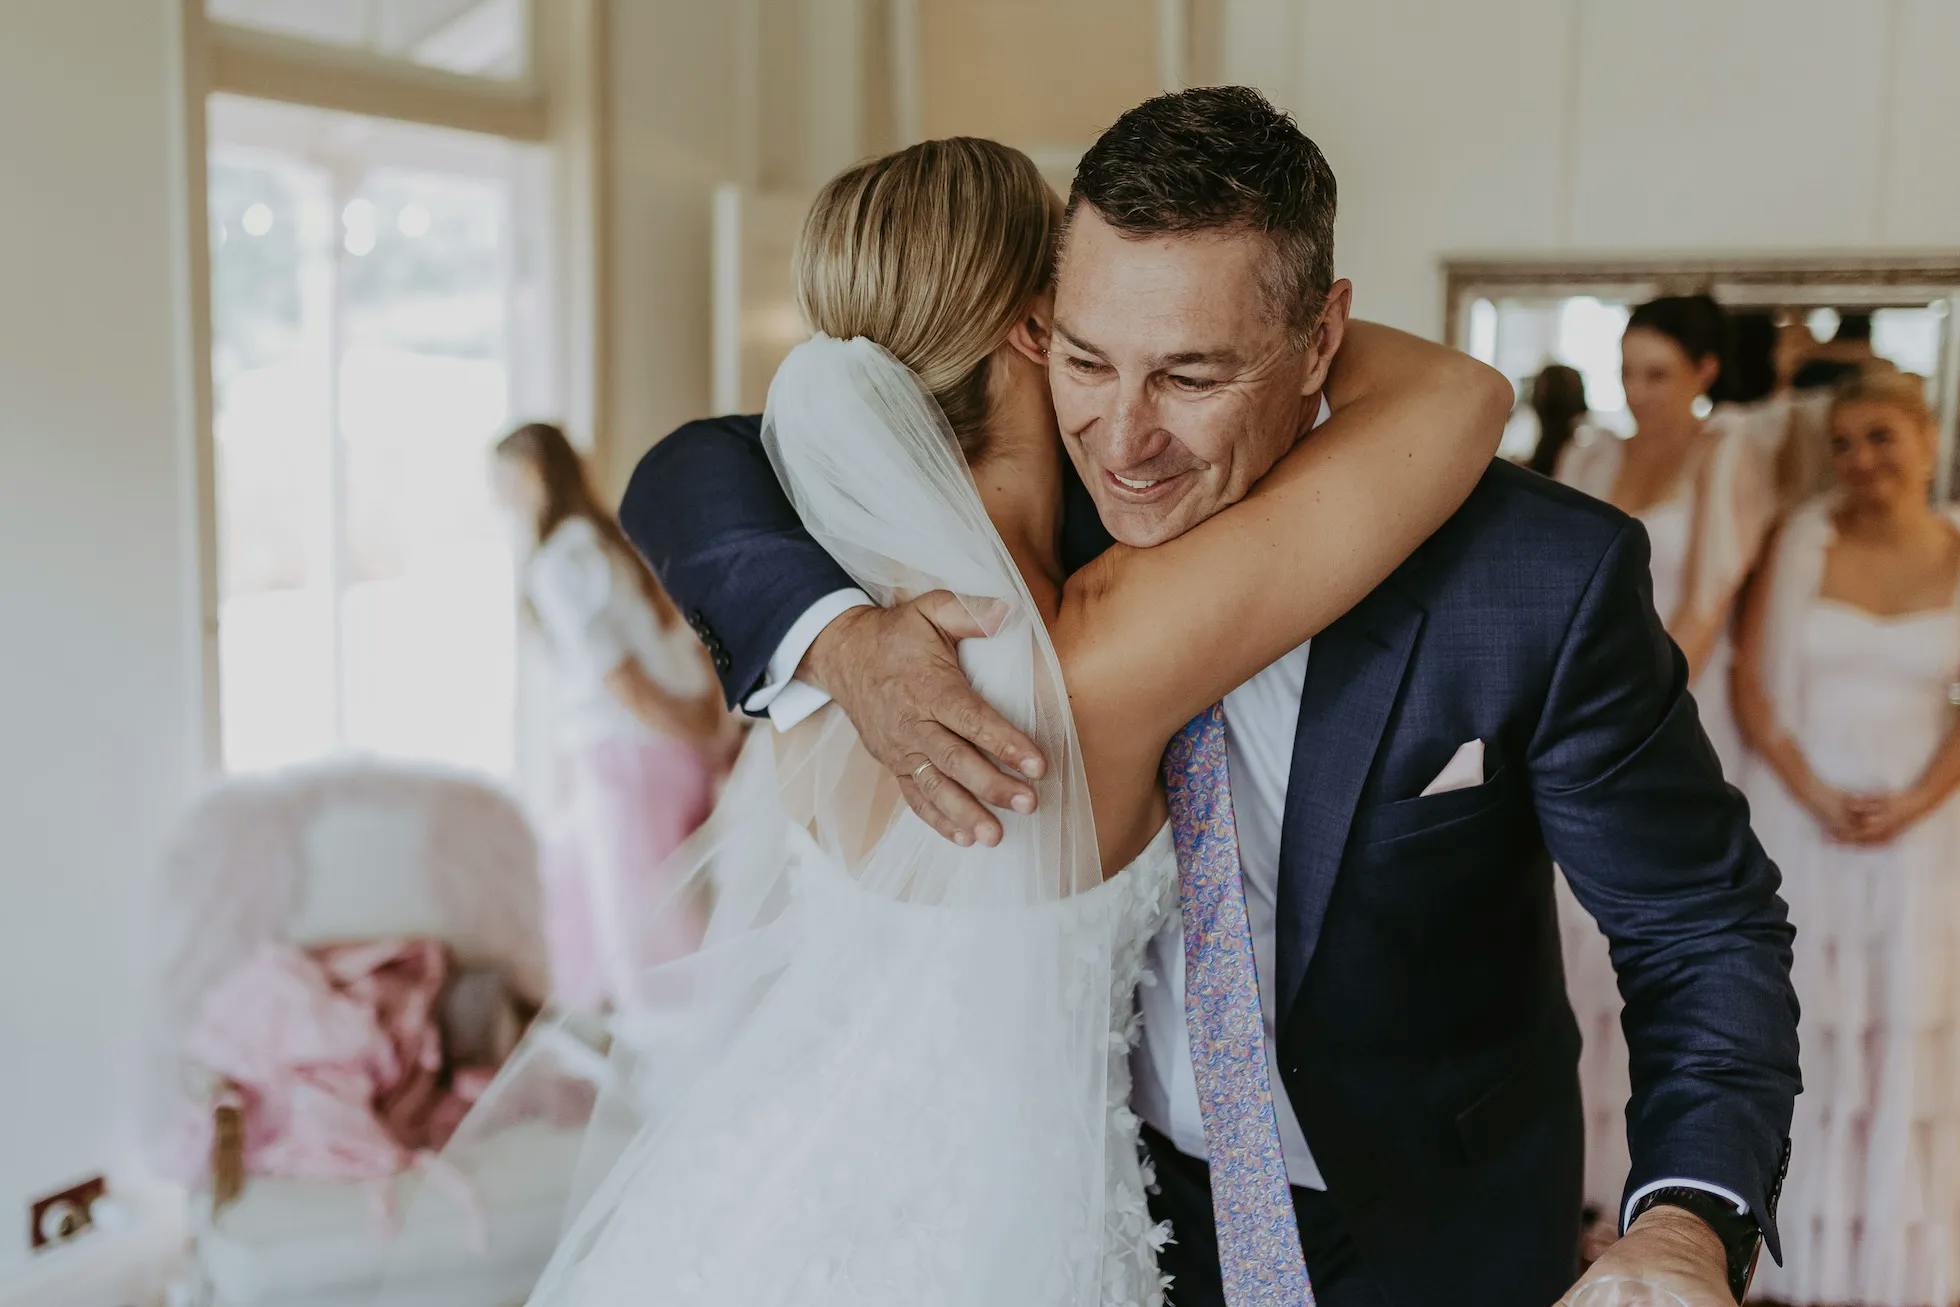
795, 137, 1061, 459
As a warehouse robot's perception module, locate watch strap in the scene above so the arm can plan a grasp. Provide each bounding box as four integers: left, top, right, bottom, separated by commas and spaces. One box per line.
1628, 1185, 1760, 1302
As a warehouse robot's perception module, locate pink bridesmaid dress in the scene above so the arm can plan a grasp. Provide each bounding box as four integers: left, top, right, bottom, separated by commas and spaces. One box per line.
526, 516, 721, 1010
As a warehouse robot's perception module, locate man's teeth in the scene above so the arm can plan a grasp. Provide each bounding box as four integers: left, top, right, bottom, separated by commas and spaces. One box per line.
1113, 473, 1161, 490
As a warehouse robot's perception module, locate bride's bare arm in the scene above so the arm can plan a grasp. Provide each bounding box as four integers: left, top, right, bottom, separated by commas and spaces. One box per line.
1052, 323, 1509, 853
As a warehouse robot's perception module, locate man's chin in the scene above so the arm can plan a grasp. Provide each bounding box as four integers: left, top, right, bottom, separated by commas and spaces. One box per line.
1097, 500, 1198, 549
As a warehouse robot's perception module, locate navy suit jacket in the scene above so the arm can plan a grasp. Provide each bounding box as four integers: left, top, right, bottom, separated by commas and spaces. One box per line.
621, 414, 1800, 1306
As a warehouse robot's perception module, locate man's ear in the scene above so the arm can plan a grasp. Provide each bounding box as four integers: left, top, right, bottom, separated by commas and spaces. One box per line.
1005, 288, 1054, 367
1301, 278, 1354, 396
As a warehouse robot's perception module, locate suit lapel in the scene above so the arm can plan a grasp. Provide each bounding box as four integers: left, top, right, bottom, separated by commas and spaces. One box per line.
1272, 582, 1425, 1030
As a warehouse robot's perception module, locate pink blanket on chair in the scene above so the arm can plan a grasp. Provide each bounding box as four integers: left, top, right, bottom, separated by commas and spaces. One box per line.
174, 937, 477, 1182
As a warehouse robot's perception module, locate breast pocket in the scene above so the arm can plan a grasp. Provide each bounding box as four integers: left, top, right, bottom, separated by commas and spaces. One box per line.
1349, 763, 1517, 849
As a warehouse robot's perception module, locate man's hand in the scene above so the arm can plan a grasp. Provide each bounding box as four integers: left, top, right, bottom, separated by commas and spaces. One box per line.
803, 591, 1047, 847
1558, 1207, 1734, 1306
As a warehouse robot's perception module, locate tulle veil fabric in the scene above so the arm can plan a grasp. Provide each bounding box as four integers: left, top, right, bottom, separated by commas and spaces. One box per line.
376, 335, 1123, 1304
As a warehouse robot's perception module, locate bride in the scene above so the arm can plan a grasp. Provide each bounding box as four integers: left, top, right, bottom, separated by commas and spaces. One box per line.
434, 138, 1507, 1305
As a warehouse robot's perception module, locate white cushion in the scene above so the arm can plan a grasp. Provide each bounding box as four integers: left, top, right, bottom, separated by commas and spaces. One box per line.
198, 1121, 590, 1307
289, 801, 446, 947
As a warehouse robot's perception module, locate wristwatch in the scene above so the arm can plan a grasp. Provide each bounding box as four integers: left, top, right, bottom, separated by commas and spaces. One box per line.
1626, 1186, 1761, 1302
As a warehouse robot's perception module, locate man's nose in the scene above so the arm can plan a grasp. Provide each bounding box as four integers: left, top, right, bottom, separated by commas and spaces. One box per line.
1106, 384, 1167, 467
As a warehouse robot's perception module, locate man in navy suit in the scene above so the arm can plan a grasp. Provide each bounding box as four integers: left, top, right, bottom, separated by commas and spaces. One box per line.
621, 88, 1798, 1306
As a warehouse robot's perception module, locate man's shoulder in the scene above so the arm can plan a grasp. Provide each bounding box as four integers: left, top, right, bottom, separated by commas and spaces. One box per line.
624, 413, 767, 508
644, 413, 765, 465
1471, 457, 1628, 530
1404, 460, 1636, 601
680, 412, 765, 441
1453, 459, 1628, 554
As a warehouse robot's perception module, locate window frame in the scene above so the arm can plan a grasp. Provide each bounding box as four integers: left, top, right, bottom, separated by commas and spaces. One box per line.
181, 0, 608, 775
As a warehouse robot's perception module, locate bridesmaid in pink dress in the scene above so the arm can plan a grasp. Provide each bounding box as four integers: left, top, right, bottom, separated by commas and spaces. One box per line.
1733, 369, 1960, 1307
493, 423, 735, 1011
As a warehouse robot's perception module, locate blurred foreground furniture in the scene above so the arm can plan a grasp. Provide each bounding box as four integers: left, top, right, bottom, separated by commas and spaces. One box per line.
145, 760, 590, 1307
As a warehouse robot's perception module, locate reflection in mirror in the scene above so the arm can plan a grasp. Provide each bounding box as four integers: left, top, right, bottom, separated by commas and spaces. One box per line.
1445, 257, 1960, 501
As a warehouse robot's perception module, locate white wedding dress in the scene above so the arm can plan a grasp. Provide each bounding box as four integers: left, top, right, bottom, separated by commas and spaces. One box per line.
531, 824, 1177, 1306
386, 336, 1177, 1306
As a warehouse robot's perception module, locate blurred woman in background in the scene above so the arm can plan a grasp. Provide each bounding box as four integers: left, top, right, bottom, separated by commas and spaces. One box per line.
1722, 310, 1840, 513
1734, 368, 1960, 1306
1524, 362, 1588, 478
1555, 294, 1779, 1246
1713, 310, 1780, 409
1556, 292, 1775, 768
493, 422, 732, 1011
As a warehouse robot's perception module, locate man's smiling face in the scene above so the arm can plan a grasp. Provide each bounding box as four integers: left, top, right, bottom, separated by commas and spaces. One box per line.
1049, 203, 1346, 547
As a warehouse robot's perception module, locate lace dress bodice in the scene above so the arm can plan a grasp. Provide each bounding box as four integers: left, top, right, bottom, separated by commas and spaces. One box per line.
538, 820, 1181, 1307
1093, 823, 1182, 1305
794, 820, 1181, 1304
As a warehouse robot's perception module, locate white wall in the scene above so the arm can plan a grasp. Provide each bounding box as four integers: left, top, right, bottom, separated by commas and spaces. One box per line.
598, 0, 884, 494
598, 0, 749, 493
1256, 0, 1960, 334
0, 0, 205, 1278
629, 0, 1960, 365
0, 9, 749, 1272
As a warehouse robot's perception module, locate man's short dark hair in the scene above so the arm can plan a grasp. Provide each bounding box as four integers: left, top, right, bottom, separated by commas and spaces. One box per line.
1067, 86, 1337, 341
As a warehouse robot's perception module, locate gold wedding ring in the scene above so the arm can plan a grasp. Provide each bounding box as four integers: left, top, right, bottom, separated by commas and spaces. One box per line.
910, 761, 936, 785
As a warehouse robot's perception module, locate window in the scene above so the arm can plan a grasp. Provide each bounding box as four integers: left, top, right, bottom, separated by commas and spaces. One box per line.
208, 94, 552, 774
206, 0, 531, 79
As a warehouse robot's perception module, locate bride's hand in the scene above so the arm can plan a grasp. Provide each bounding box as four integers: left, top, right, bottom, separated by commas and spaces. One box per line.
804, 592, 1048, 847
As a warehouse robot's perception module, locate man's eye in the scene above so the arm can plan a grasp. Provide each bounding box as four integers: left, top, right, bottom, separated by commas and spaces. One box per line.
1170, 375, 1219, 393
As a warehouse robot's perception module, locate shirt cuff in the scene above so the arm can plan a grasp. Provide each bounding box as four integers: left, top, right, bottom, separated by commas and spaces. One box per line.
760, 680, 834, 731
1622, 1178, 1749, 1235
741, 588, 873, 729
